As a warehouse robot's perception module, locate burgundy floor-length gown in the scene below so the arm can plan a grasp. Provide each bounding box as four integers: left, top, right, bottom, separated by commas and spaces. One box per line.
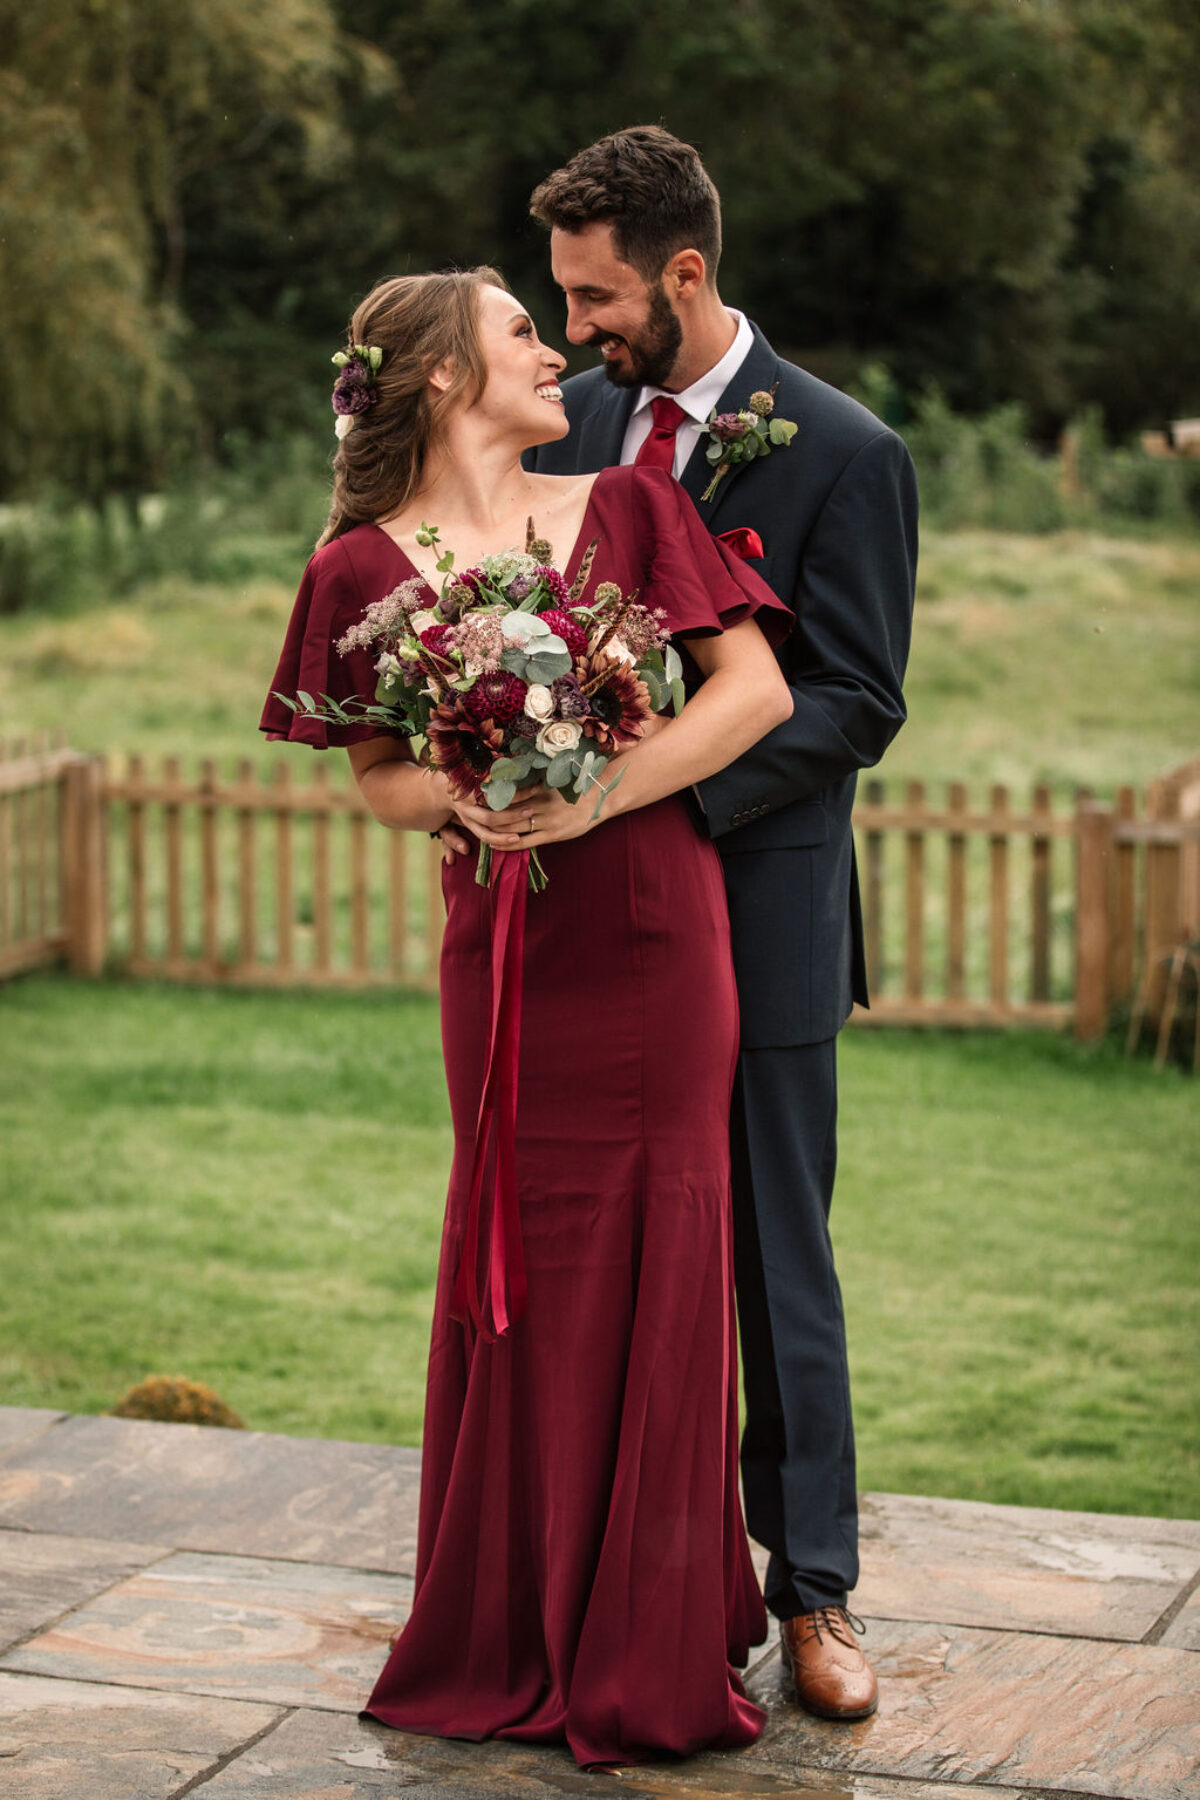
261, 464, 790, 1767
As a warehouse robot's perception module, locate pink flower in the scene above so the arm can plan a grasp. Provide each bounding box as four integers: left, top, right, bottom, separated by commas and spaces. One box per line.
710, 412, 751, 443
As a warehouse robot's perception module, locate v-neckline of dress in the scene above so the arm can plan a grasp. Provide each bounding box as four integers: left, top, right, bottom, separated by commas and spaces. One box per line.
369, 470, 609, 596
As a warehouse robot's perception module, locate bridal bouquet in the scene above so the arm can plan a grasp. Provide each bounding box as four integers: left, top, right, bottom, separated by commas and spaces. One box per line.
279, 524, 683, 888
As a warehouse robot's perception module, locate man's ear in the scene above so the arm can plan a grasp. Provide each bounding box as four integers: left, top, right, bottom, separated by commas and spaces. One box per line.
663, 249, 707, 304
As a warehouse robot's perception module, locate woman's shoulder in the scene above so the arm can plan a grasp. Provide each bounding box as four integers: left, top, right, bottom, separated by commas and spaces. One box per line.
305, 522, 383, 579
303, 522, 416, 608
588, 462, 684, 520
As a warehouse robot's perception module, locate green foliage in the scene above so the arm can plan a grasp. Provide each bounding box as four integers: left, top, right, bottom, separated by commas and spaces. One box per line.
2, 1, 1200, 511
0, 0, 387, 499
851, 367, 1200, 534
0, 437, 329, 614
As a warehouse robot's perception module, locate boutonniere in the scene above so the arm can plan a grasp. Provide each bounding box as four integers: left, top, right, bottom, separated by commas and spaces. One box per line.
700, 385, 797, 502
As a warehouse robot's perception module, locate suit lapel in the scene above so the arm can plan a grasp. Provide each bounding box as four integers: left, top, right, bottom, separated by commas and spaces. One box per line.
678, 324, 783, 523
569, 384, 638, 473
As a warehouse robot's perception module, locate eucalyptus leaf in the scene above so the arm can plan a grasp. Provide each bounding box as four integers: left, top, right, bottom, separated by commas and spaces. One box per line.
664, 645, 683, 683
502, 611, 551, 641
770, 419, 798, 445
590, 763, 625, 821
526, 650, 572, 683
485, 778, 517, 811
671, 676, 686, 715
546, 752, 576, 789
490, 757, 527, 783
572, 750, 600, 796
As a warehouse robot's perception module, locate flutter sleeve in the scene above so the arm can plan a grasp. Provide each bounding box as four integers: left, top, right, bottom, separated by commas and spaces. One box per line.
259, 535, 403, 748
631, 465, 792, 646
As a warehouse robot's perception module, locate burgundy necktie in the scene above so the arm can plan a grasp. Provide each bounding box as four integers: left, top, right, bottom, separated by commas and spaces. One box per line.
634, 396, 687, 472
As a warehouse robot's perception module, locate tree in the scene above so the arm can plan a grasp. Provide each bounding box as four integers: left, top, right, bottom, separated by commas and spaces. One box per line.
0, 0, 390, 498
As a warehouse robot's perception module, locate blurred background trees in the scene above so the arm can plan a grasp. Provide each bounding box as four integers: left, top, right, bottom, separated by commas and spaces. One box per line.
2, 0, 1199, 507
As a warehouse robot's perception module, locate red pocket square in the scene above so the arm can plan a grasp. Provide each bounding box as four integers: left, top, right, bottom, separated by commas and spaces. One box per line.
715, 526, 764, 562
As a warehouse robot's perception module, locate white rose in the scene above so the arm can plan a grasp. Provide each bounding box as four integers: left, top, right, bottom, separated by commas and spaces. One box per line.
411, 610, 440, 636
524, 683, 555, 722
374, 652, 402, 676
536, 718, 582, 756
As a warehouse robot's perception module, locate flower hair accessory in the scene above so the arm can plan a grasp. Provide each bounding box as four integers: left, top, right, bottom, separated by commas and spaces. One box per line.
331, 343, 383, 440
699, 384, 797, 502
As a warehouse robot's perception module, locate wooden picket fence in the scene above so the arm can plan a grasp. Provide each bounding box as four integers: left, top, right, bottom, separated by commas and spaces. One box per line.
2, 735, 1198, 1041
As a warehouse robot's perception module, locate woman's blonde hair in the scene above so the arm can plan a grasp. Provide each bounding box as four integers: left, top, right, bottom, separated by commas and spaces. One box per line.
318, 267, 506, 549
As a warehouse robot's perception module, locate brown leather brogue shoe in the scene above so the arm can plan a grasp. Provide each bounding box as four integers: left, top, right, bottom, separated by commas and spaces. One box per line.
780, 1607, 878, 1721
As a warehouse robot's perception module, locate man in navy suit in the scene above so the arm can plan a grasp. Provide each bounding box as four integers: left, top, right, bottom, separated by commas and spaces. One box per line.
438, 125, 915, 1718
518, 126, 918, 1721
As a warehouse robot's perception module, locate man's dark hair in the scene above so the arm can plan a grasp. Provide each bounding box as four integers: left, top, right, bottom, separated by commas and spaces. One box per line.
529, 125, 722, 284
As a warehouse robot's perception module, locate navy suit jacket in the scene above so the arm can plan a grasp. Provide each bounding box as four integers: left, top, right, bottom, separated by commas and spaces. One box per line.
530, 324, 918, 1046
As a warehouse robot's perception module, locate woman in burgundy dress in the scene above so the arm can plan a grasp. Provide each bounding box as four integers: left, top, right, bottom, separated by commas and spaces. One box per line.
261, 269, 792, 1768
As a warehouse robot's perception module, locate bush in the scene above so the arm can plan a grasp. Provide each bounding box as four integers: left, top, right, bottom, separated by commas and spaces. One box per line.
110, 1375, 246, 1428
850, 367, 1200, 535
0, 436, 330, 615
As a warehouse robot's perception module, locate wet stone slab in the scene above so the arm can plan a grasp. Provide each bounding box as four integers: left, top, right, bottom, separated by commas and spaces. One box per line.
0, 1549, 412, 1712
747, 1619, 1200, 1800
0, 1668, 280, 1800
0, 1407, 66, 1453
0, 1527, 169, 1654
0, 1413, 421, 1573
856, 1490, 1200, 1641
190, 1707, 1033, 1799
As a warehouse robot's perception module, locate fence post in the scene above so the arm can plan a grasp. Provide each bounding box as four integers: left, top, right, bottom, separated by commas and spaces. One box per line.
61, 757, 107, 976
1074, 796, 1114, 1041
1141, 779, 1182, 1022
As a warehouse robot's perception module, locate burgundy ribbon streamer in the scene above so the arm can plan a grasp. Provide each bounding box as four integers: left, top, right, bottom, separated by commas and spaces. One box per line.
450, 848, 530, 1340
715, 525, 765, 562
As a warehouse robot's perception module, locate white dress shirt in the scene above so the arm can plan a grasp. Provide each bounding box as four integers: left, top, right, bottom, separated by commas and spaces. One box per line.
620, 310, 756, 477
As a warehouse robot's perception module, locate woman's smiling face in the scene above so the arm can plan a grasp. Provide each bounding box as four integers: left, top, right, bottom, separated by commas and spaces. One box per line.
467, 283, 570, 446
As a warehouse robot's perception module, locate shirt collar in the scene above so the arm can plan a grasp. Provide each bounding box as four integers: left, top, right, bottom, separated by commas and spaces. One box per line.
633, 310, 755, 427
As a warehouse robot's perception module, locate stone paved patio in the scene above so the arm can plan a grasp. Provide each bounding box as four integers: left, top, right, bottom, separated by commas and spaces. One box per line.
0, 1405, 1196, 1799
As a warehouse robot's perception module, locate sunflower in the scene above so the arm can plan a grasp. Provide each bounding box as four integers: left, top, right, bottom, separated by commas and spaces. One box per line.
581, 655, 651, 751
425, 701, 504, 800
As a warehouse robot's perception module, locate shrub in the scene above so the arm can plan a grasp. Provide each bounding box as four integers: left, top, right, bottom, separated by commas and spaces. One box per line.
110, 1375, 246, 1428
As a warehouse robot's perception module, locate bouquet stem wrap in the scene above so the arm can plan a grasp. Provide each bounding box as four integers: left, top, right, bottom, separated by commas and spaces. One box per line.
450, 848, 530, 1340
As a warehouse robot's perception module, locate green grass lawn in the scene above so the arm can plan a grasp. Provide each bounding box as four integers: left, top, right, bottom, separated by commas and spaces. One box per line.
1, 525, 1197, 792
2, 975, 1195, 1519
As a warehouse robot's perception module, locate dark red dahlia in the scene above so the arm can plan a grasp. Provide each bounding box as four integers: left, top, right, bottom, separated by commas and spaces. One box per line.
418, 623, 456, 660
540, 608, 588, 658
533, 566, 571, 607
581, 658, 652, 750
425, 704, 503, 801
460, 670, 526, 726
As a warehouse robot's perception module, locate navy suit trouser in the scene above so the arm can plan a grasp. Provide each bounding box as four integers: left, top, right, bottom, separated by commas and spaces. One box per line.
730, 1038, 859, 1617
